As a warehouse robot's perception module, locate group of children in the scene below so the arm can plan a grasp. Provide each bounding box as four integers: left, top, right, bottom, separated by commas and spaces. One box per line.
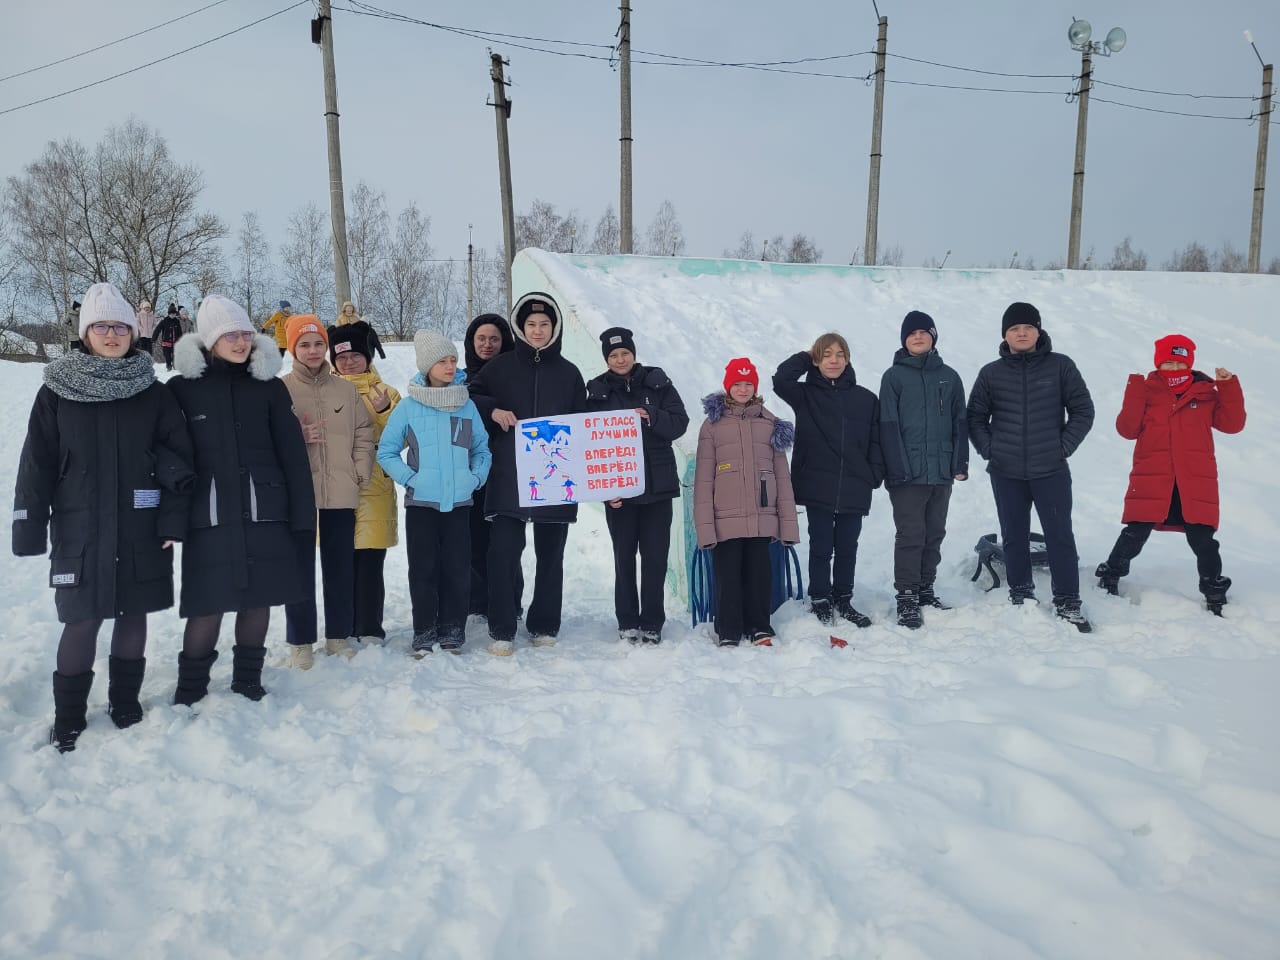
14, 283, 1247, 751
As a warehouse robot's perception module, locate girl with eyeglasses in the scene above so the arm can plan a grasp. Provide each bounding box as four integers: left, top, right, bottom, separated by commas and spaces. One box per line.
13, 282, 195, 752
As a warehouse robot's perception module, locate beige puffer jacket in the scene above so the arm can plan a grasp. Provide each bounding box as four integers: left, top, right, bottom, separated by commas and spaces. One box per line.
283, 360, 374, 509
694, 393, 799, 548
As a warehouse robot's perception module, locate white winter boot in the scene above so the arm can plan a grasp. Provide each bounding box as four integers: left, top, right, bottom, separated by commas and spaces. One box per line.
287, 644, 315, 670
325, 636, 356, 659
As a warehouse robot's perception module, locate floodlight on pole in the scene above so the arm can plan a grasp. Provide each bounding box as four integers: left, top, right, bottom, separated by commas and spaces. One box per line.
1066, 17, 1126, 270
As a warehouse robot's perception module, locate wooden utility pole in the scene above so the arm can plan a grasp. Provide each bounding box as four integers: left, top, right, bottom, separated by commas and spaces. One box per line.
863, 16, 887, 267
1248, 62, 1272, 273
1067, 47, 1091, 270
467, 224, 475, 321
315, 0, 351, 309
490, 53, 515, 309
618, 0, 634, 254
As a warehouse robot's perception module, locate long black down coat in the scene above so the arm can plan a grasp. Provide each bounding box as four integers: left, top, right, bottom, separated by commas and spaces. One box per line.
13, 381, 195, 624
468, 332, 587, 523
772, 352, 885, 515
585, 363, 690, 505
166, 333, 316, 616
966, 330, 1094, 480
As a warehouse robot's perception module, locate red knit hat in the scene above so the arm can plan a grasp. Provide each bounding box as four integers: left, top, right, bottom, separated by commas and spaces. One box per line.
723, 357, 759, 395
1153, 334, 1195, 369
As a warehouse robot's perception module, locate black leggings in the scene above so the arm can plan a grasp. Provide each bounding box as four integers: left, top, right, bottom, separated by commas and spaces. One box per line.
182, 608, 271, 659
57, 615, 147, 675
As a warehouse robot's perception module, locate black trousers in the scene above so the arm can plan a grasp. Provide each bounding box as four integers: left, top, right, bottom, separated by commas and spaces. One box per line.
405, 507, 470, 643
487, 516, 569, 642
161, 344, 175, 369
469, 487, 523, 615
605, 498, 673, 632
1105, 486, 1222, 581
352, 548, 387, 639
888, 484, 953, 591
805, 506, 864, 600
286, 508, 355, 644
990, 468, 1079, 600
713, 537, 773, 642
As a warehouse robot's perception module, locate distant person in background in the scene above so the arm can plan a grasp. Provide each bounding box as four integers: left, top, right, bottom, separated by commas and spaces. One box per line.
462, 312, 517, 619
261, 300, 292, 356
773, 332, 883, 630
878, 311, 968, 629
64, 300, 81, 352
330, 320, 401, 645
586, 326, 689, 645
967, 301, 1095, 631
337, 301, 386, 360
14, 282, 194, 752
136, 300, 157, 359
1095, 334, 1245, 615
178, 306, 192, 334
155, 304, 183, 371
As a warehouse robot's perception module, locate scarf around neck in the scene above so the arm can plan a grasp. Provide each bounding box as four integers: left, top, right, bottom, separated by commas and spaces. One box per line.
43, 350, 155, 403
407, 373, 469, 412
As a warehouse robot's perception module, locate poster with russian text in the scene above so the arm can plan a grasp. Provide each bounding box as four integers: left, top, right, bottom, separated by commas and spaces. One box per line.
514, 412, 646, 507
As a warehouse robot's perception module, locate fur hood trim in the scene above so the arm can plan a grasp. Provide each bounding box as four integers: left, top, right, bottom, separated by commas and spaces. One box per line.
700, 392, 794, 451
174, 332, 282, 381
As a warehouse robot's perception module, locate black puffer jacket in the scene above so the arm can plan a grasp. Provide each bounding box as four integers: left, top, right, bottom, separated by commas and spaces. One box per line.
13, 383, 194, 623
468, 333, 587, 523
966, 330, 1094, 480
166, 333, 316, 616
585, 363, 690, 504
463, 313, 516, 383
772, 352, 884, 515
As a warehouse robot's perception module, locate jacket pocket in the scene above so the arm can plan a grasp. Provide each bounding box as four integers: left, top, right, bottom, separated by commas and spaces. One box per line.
133, 542, 173, 581
712, 461, 741, 511
250, 467, 289, 521
49, 543, 84, 589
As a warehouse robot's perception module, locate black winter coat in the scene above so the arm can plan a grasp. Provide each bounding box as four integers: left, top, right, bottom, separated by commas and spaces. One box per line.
155, 314, 183, 348
463, 313, 515, 383
13, 382, 194, 623
167, 333, 316, 616
468, 336, 587, 522
585, 363, 690, 504
966, 330, 1094, 480
772, 352, 884, 515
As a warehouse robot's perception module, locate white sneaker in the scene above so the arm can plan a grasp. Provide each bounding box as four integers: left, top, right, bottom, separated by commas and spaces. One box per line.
325, 636, 356, 659
288, 644, 315, 670
488, 639, 514, 657
528, 634, 557, 648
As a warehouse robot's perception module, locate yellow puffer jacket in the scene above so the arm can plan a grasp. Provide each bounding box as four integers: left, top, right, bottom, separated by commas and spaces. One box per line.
342, 368, 401, 549
262, 310, 291, 348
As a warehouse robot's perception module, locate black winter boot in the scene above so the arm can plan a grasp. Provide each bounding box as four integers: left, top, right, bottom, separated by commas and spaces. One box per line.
1054, 597, 1093, 633
1094, 562, 1121, 596
811, 596, 834, 626
107, 656, 146, 729
50, 670, 94, 753
1200, 576, 1231, 616
895, 590, 923, 629
230, 645, 267, 701
173, 650, 219, 706
917, 583, 951, 610
834, 594, 872, 629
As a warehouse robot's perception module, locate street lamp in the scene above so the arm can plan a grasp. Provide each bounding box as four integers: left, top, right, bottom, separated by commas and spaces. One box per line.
1066, 18, 1127, 270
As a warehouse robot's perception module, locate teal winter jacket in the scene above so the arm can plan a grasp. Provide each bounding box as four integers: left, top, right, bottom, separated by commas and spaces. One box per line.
878, 348, 969, 485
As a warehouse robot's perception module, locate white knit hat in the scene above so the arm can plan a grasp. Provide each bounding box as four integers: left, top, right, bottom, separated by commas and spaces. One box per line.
197, 294, 255, 349
414, 329, 457, 376
78, 283, 137, 339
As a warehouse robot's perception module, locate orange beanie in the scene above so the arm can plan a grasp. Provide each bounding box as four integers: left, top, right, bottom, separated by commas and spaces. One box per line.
286, 314, 328, 355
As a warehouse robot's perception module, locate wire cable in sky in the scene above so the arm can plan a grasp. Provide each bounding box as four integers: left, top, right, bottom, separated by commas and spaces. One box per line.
1089, 96, 1254, 121
0, 1, 309, 118
884, 53, 1074, 80
1091, 79, 1255, 101
886, 78, 1068, 96
0, 0, 235, 85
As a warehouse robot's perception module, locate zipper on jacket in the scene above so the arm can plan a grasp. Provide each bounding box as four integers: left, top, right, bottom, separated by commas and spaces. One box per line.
760, 476, 768, 507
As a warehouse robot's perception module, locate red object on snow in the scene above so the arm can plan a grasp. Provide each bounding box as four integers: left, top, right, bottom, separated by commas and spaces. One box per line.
830, 636, 848, 648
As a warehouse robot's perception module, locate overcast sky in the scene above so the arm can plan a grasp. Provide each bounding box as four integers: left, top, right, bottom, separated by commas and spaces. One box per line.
3, 0, 1278, 270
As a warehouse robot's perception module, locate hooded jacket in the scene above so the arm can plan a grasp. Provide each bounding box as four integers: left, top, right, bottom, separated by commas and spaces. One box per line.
693, 394, 799, 548
967, 330, 1094, 480
282, 360, 375, 510
879, 348, 969, 486
262, 309, 291, 349
340, 368, 401, 549
585, 362, 689, 504
772, 352, 884, 515
464, 313, 516, 383
1117, 370, 1245, 529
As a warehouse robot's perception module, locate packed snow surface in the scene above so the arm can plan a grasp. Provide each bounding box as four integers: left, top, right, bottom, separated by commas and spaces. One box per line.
2, 258, 1278, 958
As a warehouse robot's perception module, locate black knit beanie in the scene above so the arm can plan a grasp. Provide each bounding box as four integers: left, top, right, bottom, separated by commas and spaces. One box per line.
599, 326, 637, 360
1002, 301, 1042, 336
900, 310, 938, 349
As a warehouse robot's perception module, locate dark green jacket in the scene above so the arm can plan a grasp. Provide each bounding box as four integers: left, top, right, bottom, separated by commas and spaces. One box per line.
879, 348, 968, 485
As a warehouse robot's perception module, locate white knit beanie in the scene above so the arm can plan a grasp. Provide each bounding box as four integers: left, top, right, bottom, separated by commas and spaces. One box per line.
197, 294, 255, 349
414, 329, 457, 376
78, 282, 138, 339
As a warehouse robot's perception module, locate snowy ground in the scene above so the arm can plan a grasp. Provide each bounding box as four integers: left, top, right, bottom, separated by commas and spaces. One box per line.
2, 262, 1278, 958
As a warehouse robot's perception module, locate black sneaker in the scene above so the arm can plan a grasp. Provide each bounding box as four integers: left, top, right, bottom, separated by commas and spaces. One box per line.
1094, 562, 1121, 596
1055, 598, 1093, 633
895, 591, 923, 630
834, 597, 872, 629
715, 635, 741, 647
811, 598, 834, 626
1010, 586, 1038, 606
917, 584, 951, 610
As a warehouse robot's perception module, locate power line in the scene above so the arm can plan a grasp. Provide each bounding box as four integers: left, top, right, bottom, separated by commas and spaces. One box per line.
885, 52, 1074, 80
0, 1, 310, 118
1091, 79, 1254, 101
886, 78, 1068, 96
0, 0, 235, 85
1089, 95, 1254, 121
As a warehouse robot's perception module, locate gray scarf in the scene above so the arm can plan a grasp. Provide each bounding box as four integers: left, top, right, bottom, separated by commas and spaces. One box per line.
43, 350, 156, 403
407, 381, 470, 412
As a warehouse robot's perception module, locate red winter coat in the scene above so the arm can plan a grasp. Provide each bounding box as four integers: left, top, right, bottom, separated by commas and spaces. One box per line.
1116, 371, 1245, 530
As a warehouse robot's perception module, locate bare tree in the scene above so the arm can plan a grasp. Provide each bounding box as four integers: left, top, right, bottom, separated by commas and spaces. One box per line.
515, 199, 584, 253
346, 180, 389, 313
644, 200, 685, 256
376, 202, 433, 340
279, 202, 335, 314
233, 211, 274, 322
785, 234, 822, 263
1267, 256, 1280, 275
723, 230, 758, 260
1164, 242, 1211, 272
876, 244, 904, 267
761, 234, 785, 262
1213, 241, 1247, 273
590, 205, 621, 254
1106, 236, 1148, 271
470, 243, 507, 319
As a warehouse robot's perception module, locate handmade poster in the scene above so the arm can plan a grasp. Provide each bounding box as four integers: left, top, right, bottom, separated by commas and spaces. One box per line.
515, 411, 647, 507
